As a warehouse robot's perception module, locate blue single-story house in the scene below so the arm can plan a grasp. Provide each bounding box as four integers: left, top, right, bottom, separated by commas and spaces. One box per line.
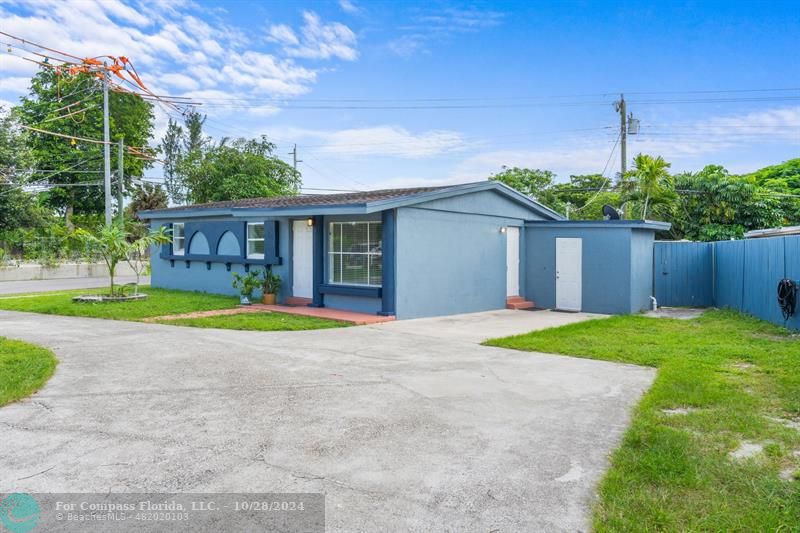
140, 181, 669, 319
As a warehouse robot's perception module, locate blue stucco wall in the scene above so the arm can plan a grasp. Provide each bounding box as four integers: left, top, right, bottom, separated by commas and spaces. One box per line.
150, 217, 291, 301
525, 226, 636, 314
390, 189, 559, 319
413, 189, 550, 221
395, 208, 519, 319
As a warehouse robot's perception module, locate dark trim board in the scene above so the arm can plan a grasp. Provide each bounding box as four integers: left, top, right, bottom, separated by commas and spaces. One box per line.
160, 219, 282, 267
318, 284, 382, 298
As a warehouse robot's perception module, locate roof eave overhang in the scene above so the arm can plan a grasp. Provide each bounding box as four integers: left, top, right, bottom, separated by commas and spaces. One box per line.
362, 181, 565, 220
139, 203, 372, 220
525, 220, 671, 231
139, 180, 566, 221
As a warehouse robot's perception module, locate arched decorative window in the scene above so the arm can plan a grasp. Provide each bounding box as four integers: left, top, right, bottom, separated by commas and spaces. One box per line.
188, 231, 210, 255
217, 231, 241, 256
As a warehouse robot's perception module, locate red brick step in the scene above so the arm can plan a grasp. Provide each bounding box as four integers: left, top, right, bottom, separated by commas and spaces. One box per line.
506, 296, 535, 310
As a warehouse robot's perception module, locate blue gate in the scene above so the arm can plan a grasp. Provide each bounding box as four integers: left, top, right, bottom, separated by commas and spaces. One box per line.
653, 242, 713, 307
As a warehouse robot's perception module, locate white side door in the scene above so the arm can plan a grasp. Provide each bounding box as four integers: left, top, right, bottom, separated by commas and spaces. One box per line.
556, 238, 582, 311
506, 226, 520, 297
292, 220, 313, 298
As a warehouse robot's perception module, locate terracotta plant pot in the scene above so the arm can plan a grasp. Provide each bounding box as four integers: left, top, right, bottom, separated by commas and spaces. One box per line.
262, 293, 276, 305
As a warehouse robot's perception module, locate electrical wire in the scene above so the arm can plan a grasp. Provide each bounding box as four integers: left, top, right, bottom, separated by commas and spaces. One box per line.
571, 133, 621, 214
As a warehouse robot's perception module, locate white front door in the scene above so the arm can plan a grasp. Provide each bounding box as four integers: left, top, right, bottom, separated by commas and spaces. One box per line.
556, 238, 582, 311
506, 226, 520, 297
292, 220, 313, 298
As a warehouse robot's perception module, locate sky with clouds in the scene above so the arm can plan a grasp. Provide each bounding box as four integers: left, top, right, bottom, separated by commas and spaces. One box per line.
0, 0, 798, 192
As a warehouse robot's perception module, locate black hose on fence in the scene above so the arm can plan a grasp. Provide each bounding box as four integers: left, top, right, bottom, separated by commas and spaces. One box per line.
777, 279, 798, 321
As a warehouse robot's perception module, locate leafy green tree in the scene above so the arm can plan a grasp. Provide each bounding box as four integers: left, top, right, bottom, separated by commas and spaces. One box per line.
669, 165, 783, 241
159, 110, 209, 205
126, 182, 168, 220
550, 174, 621, 220
747, 158, 800, 224
160, 118, 184, 204
619, 153, 675, 219
15, 69, 154, 228
182, 136, 300, 203
183, 110, 207, 154
490, 166, 555, 197
0, 108, 46, 232
489, 166, 570, 215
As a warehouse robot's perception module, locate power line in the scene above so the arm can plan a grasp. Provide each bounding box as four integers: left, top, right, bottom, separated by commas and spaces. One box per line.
191, 95, 800, 111
153, 87, 800, 105
572, 132, 621, 215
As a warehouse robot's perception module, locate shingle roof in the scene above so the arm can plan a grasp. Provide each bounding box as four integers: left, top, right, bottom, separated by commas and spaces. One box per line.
156, 186, 451, 211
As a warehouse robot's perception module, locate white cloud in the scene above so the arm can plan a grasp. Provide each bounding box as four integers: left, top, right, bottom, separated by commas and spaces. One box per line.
270, 11, 358, 61
452, 144, 616, 182
268, 24, 300, 46
0, 76, 31, 94
631, 106, 800, 157
388, 36, 426, 59
0, 0, 359, 113
159, 73, 199, 91
296, 126, 466, 158
338, 0, 361, 15
451, 106, 800, 181
389, 7, 504, 57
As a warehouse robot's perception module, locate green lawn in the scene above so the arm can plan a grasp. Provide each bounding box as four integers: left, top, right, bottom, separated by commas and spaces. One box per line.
158, 311, 348, 331
485, 310, 800, 532
0, 337, 58, 406
0, 287, 238, 320
0, 287, 345, 331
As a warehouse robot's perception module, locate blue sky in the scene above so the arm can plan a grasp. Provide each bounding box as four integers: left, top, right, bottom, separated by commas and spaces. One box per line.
1, 0, 798, 192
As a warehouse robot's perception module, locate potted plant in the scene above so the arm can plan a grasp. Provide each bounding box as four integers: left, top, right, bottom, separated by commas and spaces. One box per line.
262, 269, 282, 305
232, 270, 262, 305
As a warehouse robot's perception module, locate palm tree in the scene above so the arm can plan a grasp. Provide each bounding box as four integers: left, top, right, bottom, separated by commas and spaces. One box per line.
75, 224, 170, 296
621, 153, 674, 219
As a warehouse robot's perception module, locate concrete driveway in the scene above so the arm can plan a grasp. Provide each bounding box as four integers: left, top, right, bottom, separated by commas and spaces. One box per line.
0, 309, 653, 531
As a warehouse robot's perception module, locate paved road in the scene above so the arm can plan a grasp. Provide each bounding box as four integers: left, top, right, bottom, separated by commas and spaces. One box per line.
0, 309, 653, 532
0, 275, 149, 295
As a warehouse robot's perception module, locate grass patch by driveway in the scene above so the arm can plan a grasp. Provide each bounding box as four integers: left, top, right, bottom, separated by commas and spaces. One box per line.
485, 309, 800, 531
0, 337, 58, 406
0, 287, 237, 321
0, 287, 346, 332
157, 311, 348, 331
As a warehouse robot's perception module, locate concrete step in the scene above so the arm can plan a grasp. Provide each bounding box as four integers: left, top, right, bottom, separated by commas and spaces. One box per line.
285, 296, 312, 306
507, 300, 535, 310
506, 295, 526, 303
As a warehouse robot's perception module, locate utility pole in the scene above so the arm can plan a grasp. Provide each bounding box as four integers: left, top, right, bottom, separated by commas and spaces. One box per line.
102, 63, 112, 226
614, 94, 639, 177
117, 137, 124, 225
615, 93, 627, 175
289, 144, 302, 170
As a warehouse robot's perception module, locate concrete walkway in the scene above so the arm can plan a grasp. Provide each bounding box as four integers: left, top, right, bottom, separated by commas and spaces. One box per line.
146, 303, 396, 325
0, 275, 149, 295
0, 309, 653, 532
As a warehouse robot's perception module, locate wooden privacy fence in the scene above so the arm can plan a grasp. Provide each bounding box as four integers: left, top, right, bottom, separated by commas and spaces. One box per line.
654, 235, 800, 330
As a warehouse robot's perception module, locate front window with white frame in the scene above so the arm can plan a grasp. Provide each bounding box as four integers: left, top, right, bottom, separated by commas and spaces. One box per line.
329, 221, 382, 286
247, 222, 265, 259
172, 222, 185, 255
